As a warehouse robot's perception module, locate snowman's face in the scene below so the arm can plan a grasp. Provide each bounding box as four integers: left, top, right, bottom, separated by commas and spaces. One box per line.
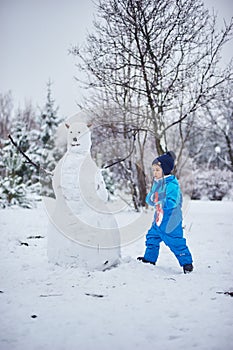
66, 122, 91, 153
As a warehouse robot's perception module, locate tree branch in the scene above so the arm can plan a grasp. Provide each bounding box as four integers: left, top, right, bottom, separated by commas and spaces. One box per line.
103, 130, 137, 169
8, 134, 53, 176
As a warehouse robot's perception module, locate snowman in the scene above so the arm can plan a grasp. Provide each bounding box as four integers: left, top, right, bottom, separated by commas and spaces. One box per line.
46, 121, 121, 270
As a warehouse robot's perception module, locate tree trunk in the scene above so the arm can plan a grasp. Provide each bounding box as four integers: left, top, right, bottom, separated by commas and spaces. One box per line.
136, 162, 147, 207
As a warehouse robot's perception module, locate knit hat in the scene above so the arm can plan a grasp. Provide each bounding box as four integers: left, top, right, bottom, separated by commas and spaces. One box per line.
152, 151, 176, 175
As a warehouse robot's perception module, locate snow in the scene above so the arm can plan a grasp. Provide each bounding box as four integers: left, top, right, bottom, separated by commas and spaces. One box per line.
0, 200, 233, 350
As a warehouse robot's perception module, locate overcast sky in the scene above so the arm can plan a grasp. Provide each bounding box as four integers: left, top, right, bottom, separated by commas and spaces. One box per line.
0, 0, 233, 119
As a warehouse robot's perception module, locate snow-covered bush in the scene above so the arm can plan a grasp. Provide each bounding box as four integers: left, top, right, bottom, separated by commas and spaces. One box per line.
0, 175, 31, 208
191, 168, 233, 200
0, 135, 28, 208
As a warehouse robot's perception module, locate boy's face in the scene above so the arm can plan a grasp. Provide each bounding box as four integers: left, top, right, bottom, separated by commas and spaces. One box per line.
152, 164, 163, 180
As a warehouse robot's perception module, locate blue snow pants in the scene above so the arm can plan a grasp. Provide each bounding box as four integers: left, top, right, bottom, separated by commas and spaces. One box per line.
144, 221, 193, 266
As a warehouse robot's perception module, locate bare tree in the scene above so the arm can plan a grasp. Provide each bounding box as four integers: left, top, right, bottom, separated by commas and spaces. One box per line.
73, 0, 232, 149
71, 0, 233, 206
15, 102, 38, 132
205, 81, 233, 171
0, 91, 14, 143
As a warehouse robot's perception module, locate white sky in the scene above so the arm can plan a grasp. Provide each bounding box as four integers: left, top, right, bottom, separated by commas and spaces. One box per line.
0, 0, 233, 118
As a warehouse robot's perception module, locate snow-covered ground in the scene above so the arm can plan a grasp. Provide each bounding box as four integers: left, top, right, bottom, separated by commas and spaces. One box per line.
0, 200, 233, 350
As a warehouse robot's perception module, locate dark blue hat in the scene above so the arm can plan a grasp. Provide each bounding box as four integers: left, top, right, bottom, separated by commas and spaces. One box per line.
152, 151, 176, 175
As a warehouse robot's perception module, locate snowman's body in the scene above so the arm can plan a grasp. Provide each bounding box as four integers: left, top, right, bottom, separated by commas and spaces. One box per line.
47, 122, 121, 270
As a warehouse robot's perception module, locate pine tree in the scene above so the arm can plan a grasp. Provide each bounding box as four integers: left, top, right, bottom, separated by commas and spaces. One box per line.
40, 80, 60, 149
37, 80, 63, 197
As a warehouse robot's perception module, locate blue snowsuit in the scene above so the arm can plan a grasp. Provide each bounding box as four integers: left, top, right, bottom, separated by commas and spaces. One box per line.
144, 175, 193, 266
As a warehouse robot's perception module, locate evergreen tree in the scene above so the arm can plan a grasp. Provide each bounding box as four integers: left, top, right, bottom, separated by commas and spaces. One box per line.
39, 80, 60, 149
37, 80, 63, 197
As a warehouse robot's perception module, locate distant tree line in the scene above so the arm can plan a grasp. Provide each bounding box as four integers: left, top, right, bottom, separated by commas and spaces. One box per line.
1, 0, 233, 209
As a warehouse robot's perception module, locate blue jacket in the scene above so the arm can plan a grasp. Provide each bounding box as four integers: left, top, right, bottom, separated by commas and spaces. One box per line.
146, 175, 183, 234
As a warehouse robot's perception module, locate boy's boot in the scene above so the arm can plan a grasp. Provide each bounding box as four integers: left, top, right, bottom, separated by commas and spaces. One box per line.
183, 263, 193, 274
137, 257, 156, 265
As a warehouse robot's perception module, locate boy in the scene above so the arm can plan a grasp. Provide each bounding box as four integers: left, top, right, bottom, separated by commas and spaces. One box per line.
137, 151, 193, 274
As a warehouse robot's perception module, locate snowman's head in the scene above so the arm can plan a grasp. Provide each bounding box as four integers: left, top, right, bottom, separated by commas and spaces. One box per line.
65, 122, 92, 154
